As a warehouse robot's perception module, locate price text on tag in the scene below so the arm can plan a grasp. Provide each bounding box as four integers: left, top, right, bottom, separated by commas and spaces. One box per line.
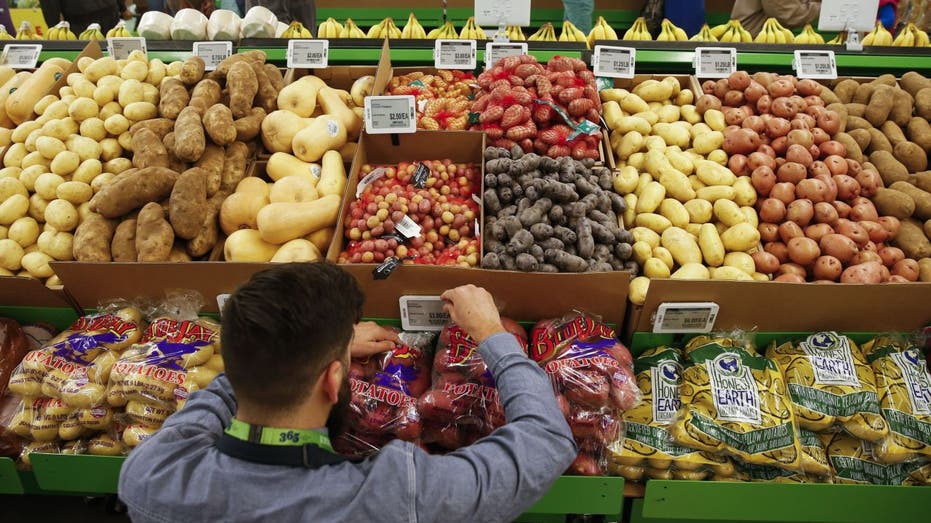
592, 45, 636, 79
364, 95, 417, 134
485, 42, 528, 68
435, 39, 477, 69
793, 50, 837, 80
399, 296, 449, 331
694, 47, 737, 78
193, 41, 233, 71
652, 302, 720, 333
107, 37, 146, 60
1, 44, 41, 69
287, 39, 329, 68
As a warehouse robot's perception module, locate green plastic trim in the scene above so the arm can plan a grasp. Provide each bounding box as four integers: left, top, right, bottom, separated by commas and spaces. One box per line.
517, 476, 625, 520
0, 457, 24, 494
629, 332, 882, 356
29, 453, 124, 494
0, 306, 79, 331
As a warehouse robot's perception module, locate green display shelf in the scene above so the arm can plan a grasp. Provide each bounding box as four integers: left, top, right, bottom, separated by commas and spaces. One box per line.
29, 453, 124, 494
0, 306, 79, 331
628, 332, 883, 355
518, 476, 625, 522
0, 457, 23, 495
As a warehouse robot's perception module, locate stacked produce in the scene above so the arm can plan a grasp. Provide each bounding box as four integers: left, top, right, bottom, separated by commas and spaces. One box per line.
0, 317, 42, 460
471, 55, 602, 160
137, 6, 279, 40
529, 314, 639, 475
481, 146, 634, 273
386, 70, 476, 131
557, 20, 589, 47
338, 158, 481, 266
753, 18, 798, 44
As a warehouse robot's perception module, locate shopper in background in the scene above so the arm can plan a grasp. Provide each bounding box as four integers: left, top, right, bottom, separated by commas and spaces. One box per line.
563, 0, 594, 34
665, 0, 706, 37
731, 0, 822, 37
39, 0, 125, 34
118, 263, 576, 523
879, 0, 899, 30
246, 0, 315, 32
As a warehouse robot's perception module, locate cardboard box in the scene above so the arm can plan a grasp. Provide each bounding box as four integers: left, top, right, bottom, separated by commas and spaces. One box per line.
0, 276, 78, 310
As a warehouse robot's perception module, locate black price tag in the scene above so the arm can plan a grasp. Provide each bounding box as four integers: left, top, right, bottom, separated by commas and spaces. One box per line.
373, 257, 404, 279
412, 163, 430, 188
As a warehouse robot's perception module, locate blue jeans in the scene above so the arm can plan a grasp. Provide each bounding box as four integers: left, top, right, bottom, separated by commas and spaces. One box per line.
564, 0, 594, 34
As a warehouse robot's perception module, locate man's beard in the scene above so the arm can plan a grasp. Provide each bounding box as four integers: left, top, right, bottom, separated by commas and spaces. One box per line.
326, 374, 351, 436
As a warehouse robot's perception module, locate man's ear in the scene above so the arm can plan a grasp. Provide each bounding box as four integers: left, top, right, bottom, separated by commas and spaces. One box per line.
323, 360, 344, 405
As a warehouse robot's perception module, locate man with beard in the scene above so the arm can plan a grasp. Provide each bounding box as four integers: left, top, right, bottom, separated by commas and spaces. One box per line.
118, 263, 576, 522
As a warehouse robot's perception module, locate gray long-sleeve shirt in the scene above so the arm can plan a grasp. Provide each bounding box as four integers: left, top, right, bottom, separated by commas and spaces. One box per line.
118, 332, 576, 523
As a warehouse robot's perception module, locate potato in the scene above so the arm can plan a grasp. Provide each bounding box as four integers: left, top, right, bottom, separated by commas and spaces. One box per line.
20, 251, 53, 279
56, 181, 94, 205
658, 169, 696, 202
110, 218, 137, 262
131, 128, 169, 169
710, 266, 753, 280
21, 151, 50, 170
873, 187, 915, 219
68, 135, 103, 163
893, 141, 928, 173
723, 251, 756, 275
203, 104, 237, 146
233, 107, 266, 142
695, 160, 736, 186
104, 113, 130, 135
721, 223, 761, 252
631, 227, 661, 249
99, 138, 123, 162
919, 258, 931, 282
696, 185, 736, 202
0, 194, 29, 225
661, 227, 702, 266
629, 276, 650, 306
636, 181, 666, 213
44, 199, 79, 232
693, 131, 725, 155
636, 213, 673, 234
893, 219, 931, 259
118, 79, 144, 107
135, 202, 174, 262
683, 199, 712, 223
713, 199, 746, 227
180, 56, 206, 86
124, 102, 158, 122
187, 190, 226, 258
698, 223, 725, 267
659, 198, 689, 228
27, 194, 48, 223
864, 85, 894, 127
870, 151, 909, 186
90, 167, 179, 219
671, 262, 710, 280
0, 238, 24, 270
643, 257, 671, 278
169, 168, 208, 240
631, 241, 653, 266
174, 107, 206, 163
8, 217, 39, 247
732, 177, 757, 207
889, 182, 931, 220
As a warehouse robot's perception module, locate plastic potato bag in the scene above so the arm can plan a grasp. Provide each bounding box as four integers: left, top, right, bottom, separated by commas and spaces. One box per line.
333, 330, 435, 457
767, 332, 888, 442
670, 334, 803, 472
418, 319, 526, 451
862, 336, 931, 463
826, 431, 931, 485
739, 429, 833, 483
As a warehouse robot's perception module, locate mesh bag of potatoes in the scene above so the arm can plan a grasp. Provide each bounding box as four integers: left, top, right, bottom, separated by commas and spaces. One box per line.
669, 333, 804, 472
862, 335, 931, 464
826, 431, 931, 485
767, 332, 888, 443
609, 345, 738, 482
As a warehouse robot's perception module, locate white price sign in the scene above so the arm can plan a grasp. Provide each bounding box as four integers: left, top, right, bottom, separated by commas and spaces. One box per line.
434, 39, 477, 70
652, 302, 720, 334
475, 0, 531, 27
107, 37, 146, 60
287, 39, 329, 68
592, 45, 636, 79
399, 296, 449, 331
193, 41, 233, 71
364, 95, 417, 134
694, 47, 737, 78
1, 44, 41, 69
485, 42, 527, 68
793, 50, 837, 80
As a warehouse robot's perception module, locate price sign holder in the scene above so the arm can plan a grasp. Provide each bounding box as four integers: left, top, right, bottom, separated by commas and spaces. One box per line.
793, 50, 837, 80
434, 39, 477, 70
364, 95, 417, 134
818, 0, 879, 51
652, 302, 720, 334
694, 47, 737, 79
476, 0, 531, 42
287, 39, 329, 68
193, 41, 233, 71
400, 296, 449, 331
0, 44, 41, 69
592, 45, 636, 79
485, 42, 527, 69
107, 37, 146, 60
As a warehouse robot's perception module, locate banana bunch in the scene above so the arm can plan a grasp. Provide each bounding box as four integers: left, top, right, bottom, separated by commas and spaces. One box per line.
317, 17, 343, 38
15, 21, 39, 40
893, 22, 930, 47
793, 24, 824, 44
714, 19, 752, 43
657, 18, 687, 41
559, 20, 589, 47
827, 31, 847, 45
106, 21, 131, 38
754, 17, 793, 43
282, 21, 313, 38
427, 21, 458, 39
47, 21, 76, 41
690, 24, 717, 42
340, 19, 366, 38
79, 23, 105, 40
529, 23, 557, 42
588, 15, 618, 46
505, 25, 526, 41
622, 17, 651, 40
367, 18, 402, 39
401, 12, 427, 39
862, 20, 893, 46
459, 16, 488, 39
0, 26, 11, 41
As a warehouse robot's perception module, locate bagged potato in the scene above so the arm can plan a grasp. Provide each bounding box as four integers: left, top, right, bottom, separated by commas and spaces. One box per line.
862, 336, 931, 463
670, 334, 803, 472
826, 431, 931, 485
739, 428, 833, 483
768, 332, 888, 442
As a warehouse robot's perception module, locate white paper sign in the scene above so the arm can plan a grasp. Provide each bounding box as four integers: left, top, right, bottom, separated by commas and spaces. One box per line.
107, 37, 146, 60
793, 50, 837, 80
1, 44, 41, 69
434, 39, 477, 70
592, 45, 636, 79
694, 47, 737, 79
364, 95, 417, 134
653, 302, 720, 333
399, 296, 449, 331
475, 0, 532, 27
287, 39, 329, 68
818, 0, 879, 31
485, 42, 527, 68
394, 215, 422, 239
193, 41, 233, 71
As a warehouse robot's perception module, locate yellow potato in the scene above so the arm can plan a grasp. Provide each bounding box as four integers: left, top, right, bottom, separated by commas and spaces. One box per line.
659, 198, 690, 228
671, 262, 710, 279
636, 182, 666, 213
636, 213, 673, 234
50, 151, 80, 176
73, 159, 103, 184
698, 223, 725, 267
68, 97, 99, 122
629, 276, 651, 305
0, 194, 29, 225
612, 166, 639, 195
658, 168, 696, 202
8, 216, 39, 247
627, 152, 645, 170
710, 266, 753, 280
724, 252, 756, 275
654, 122, 690, 147
696, 160, 737, 186
706, 149, 728, 165
680, 104, 701, 124
621, 92, 650, 114
704, 109, 726, 131
21, 151, 50, 170
665, 148, 695, 175
98, 101, 123, 121
644, 257, 672, 278
99, 138, 122, 161
616, 131, 645, 160
740, 206, 759, 227
56, 181, 93, 204
662, 226, 702, 265
692, 131, 725, 156
0, 177, 28, 200
644, 135, 667, 151
118, 79, 145, 107
103, 157, 132, 174
44, 199, 79, 232
118, 131, 133, 152
683, 199, 712, 223
713, 199, 746, 227
655, 104, 681, 123
623, 194, 637, 227
696, 185, 737, 202
721, 223, 762, 252
104, 113, 131, 135
616, 115, 652, 135
28, 194, 48, 223
123, 101, 158, 122
630, 227, 660, 250
0, 238, 24, 270
34, 173, 65, 200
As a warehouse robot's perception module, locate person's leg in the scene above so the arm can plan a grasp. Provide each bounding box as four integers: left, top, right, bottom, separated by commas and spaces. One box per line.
563, 0, 594, 34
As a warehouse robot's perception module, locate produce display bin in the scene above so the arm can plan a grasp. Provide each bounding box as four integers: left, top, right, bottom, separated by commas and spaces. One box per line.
0, 457, 23, 494
29, 454, 123, 495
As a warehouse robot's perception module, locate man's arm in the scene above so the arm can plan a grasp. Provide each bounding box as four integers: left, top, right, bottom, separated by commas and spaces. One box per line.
40, 0, 63, 27
159, 374, 237, 436
763, 0, 821, 29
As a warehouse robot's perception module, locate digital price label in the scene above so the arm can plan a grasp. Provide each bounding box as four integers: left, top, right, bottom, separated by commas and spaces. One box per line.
485, 42, 528, 68
794, 50, 837, 80
0, 44, 41, 69
287, 39, 329, 68
107, 37, 146, 60
592, 45, 636, 79
653, 302, 720, 333
399, 296, 448, 331
193, 41, 233, 71
435, 39, 477, 69
694, 47, 737, 78
364, 95, 417, 134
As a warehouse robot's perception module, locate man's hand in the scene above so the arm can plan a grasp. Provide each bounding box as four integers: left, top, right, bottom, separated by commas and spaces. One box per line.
350, 321, 403, 358
441, 285, 504, 344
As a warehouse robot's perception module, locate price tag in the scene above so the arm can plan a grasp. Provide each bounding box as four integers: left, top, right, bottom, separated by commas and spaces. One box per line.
107, 37, 146, 60
287, 39, 329, 68
475, 0, 532, 27
399, 296, 449, 331
592, 45, 635, 79
434, 39, 477, 70
395, 215, 422, 239
485, 42, 528, 68
0, 44, 41, 69
793, 50, 837, 80
694, 47, 737, 79
364, 95, 417, 134
193, 41, 233, 71
652, 302, 720, 333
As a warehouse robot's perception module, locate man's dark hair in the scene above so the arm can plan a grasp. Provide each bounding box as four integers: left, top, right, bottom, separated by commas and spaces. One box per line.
221, 263, 364, 411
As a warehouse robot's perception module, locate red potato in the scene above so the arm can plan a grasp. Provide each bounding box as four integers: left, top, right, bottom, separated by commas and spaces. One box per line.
724, 90, 745, 107
817, 111, 842, 135
770, 136, 788, 155
702, 80, 716, 94
813, 279, 837, 284
825, 156, 849, 176
696, 94, 722, 115
832, 200, 852, 219
714, 79, 730, 99
813, 202, 839, 224
833, 175, 859, 200
796, 178, 829, 203
811, 128, 830, 145
855, 169, 881, 197
778, 162, 808, 184
819, 140, 847, 158
797, 79, 822, 97
809, 161, 831, 178
778, 221, 805, 243
840, 261, 884, 284
760, 198, 788, 223
765, 241, 790, 263
744, 81, 767, 103
808, 144, 822, 160
892, 259, 920, 281
787, 129, 814, 148
793, 114, 816, 130
751, 250, 780, 274
728, 71, 752, 90
765, 117, 791, 138
836, 219, 869, 246
747, 152, 775, 171
777, 263, 808, 278
751, 166, 777, 196
786, 144, 814, 167
728, 154, 749, 176
820, 234, 858, 263
757, 94, 773, 114
804, 94, 825, 107
888, 275, 910, 283
849, 202, 879, 222
863, 241, 879, 252
786, 199, 814, 226
852, 250, 883, 266
771, 182, 797, 204
788, 236, 821, 266
880, 265, 891, 282
759, 223, 780, 242
805, 223, 835, 242
743, 115, 765, 134
878, 216, 901, 237
859, 221, 889, 244
772, 97, 799, 119
775, 273, 806, 283
723, 107, 749, 126
846, 159, 861, 176
814, 174, 838, 203
813, 255, 843, 281
769, 79, 794, 98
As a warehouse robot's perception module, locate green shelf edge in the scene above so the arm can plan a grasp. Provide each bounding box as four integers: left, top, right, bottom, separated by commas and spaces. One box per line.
29, 453, 124, 494
0, 457, 23, 494
518, 476, 625, 520
0, 306, 79, 331
629, 332, 884, 355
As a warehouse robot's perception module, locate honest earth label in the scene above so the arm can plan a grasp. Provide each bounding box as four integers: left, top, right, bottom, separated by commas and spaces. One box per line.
107, 37, 146, 60
287, 39, 329, 68
626, 421, 696, 456
399, 296, 448, 331
485, 42, 527, 68
364, 95, 417, 134
800, 332, 860, 386
689, 411, 795, 454
1, 44, 41, 69
787, 384, 880, 416
794, 50, 837, 79
193, 41, 232, 71
435, 39, 476, 70
592, 45, 636, 79
694, 47, 736, 79
707, 353, 762, 424
889, 348, 931, 416
651, 362, 682, 424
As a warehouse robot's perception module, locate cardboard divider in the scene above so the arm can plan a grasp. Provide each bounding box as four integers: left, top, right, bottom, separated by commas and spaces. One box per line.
0, 277, 77, 310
